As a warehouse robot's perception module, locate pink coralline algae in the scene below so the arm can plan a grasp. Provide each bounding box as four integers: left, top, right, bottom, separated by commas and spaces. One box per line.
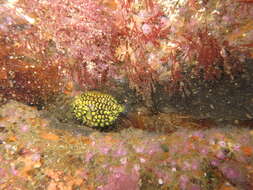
210, 159, 221, 167
19, 124, 29, 132
98, 166, 140, 190
0, 101, 253, 189
218, 161, 253, 190
216, 150, 227, 160
179, 175, 190, 190
113, 145, 128, 157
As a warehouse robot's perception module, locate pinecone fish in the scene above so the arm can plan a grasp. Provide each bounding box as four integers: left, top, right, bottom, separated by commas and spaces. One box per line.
71, 91, 125, 128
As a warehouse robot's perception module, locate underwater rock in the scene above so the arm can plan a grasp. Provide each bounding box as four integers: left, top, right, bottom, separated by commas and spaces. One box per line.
156, 59, 253, 122
1, 100, 253, 189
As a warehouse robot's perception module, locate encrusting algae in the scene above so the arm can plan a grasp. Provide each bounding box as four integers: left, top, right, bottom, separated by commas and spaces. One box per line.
71, 91, 125, 128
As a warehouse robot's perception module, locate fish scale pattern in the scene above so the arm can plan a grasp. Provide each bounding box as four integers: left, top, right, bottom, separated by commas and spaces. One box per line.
71, 91, 125, 128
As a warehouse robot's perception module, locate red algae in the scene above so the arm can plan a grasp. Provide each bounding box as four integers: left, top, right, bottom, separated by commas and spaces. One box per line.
0, 0, 252, 103
0, 11, 67, 105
